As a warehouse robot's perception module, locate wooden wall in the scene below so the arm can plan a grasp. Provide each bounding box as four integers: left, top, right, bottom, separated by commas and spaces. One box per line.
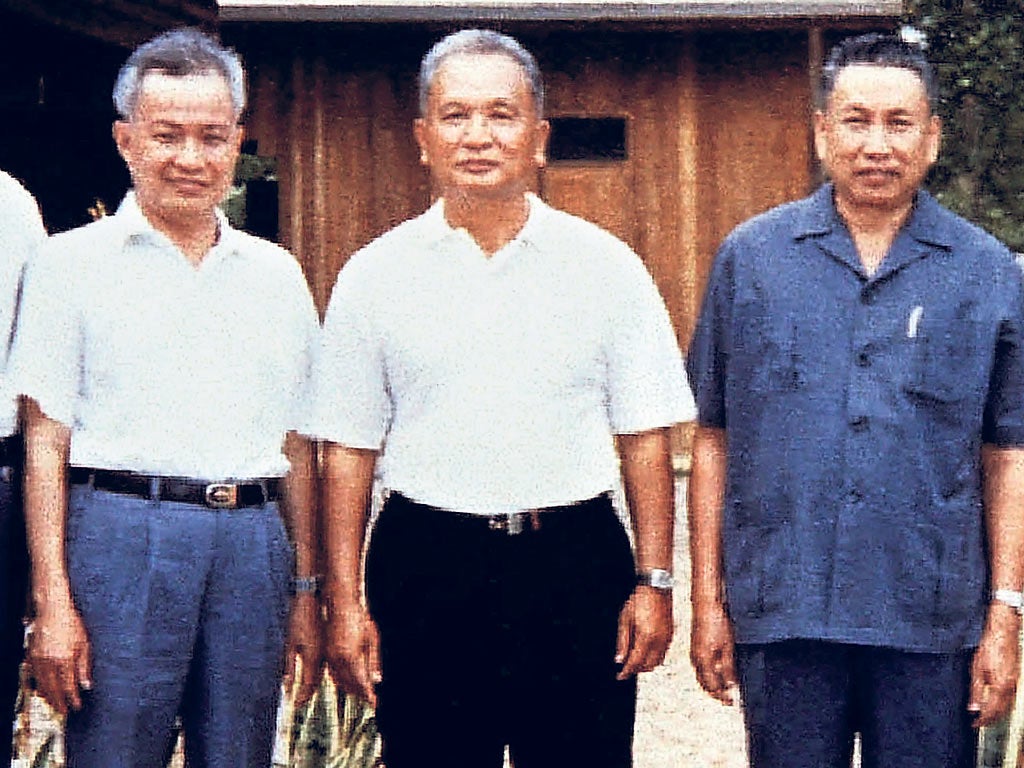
230, 23, 814, 351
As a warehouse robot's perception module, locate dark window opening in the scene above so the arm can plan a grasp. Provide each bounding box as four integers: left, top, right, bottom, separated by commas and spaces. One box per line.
548, 117, 627, 162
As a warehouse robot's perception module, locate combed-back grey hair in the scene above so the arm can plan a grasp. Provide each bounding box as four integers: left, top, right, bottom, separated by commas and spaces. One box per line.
418, 29, 545, 118
819, 32, 938, 112
113, 27, 246, 120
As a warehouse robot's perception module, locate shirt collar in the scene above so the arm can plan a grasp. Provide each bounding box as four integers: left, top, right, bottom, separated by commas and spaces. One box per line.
114, 191, 243, 258
422, 192, 548, 254
794, 183, 955, 251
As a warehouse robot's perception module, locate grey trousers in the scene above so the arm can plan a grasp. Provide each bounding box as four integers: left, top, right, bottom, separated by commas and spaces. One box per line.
64, 484, 293, 768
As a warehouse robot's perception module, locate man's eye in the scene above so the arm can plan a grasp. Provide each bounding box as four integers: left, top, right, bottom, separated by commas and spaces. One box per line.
154, 133, 178, 144
204, 134, 229, 146
441, 111, 468, 122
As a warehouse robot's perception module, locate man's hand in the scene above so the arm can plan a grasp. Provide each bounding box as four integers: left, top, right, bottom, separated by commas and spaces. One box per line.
326, 601, 381, 706
284, 593, 324, 707
690, 600, 737, 705
29, 601, 91, 715
968, 605, 1020, 727
615, 586, 673, 679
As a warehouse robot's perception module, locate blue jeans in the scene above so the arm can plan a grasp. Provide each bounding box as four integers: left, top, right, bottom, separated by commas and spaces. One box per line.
735, 639, 977, 768
64, 485, 293, 768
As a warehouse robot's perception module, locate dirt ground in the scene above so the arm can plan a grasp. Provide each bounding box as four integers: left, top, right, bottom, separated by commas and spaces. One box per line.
632, 476, 748, 768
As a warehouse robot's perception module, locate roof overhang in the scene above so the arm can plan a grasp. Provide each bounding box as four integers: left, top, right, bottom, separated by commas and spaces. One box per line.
218, 0, 902, 23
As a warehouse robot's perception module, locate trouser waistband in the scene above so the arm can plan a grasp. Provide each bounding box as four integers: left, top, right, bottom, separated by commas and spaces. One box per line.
70, 467, 281, 510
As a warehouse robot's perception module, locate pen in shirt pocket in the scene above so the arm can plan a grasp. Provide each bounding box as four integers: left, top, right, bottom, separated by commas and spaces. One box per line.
907, 305, 924, 339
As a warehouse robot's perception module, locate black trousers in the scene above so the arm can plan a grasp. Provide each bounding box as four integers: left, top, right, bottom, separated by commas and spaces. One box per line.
0, 442, 26, 767
366, 492, 638, 768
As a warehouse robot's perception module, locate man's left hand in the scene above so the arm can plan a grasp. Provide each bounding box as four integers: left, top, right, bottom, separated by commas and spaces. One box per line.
284, 593, 324, 707
968, 604, 1021, 727
615, 586, 673, 679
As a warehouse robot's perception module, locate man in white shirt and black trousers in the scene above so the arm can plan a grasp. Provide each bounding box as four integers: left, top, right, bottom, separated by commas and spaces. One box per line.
0, 169, 45, 766
8, 28, 321, 768
313, 28, 694, 768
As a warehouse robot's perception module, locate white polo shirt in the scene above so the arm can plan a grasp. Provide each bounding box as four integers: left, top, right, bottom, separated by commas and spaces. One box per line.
309, 194, 694, 513
8, 193, 319, 479
0, 171, 46, 439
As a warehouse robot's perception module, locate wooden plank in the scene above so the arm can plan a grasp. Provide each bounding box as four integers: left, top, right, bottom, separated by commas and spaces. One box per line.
218, 0, 902, 23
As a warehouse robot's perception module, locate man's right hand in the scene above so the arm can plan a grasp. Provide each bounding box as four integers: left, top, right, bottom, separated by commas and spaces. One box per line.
690, 600, 737, 706
29, 602, 91, 714
326, 601, 381, 706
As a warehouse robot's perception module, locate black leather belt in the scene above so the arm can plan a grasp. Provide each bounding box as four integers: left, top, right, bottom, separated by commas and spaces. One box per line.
386, 491, 611, 536
0, 433, 22, 469
70, 467, 280, 510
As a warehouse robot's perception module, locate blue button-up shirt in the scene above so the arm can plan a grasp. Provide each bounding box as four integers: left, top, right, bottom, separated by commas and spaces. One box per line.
687, 185, 1024, 652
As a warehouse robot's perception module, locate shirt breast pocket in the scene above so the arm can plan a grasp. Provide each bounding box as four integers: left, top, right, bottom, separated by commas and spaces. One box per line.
903, 315, 988, 405
733, 303, 803, 394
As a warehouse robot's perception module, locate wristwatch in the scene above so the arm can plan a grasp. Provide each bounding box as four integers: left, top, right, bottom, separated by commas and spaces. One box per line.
991, 588, 1024, 616
291, 575, 322, 596
636, 568, 674, 592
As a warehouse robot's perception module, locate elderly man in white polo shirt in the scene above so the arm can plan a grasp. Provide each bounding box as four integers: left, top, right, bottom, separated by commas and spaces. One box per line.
314, 29, 694, 768
8, 29, 320, 768
0, 169, 45, 767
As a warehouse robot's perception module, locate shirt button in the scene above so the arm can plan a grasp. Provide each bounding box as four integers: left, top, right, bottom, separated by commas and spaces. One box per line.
848, 488, 863, 503
860, 291, 875, 305
856, 350, 871, 367
850, 415, 869, 432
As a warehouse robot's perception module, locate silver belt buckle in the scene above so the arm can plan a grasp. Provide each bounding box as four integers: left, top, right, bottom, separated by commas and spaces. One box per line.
205, 483, 238, 508
488, 511, 528, 536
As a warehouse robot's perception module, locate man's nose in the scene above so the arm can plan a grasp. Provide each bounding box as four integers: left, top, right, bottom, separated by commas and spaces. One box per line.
862, 122, 892, 153
174, 136, 205, 166
463, 113, 493, 144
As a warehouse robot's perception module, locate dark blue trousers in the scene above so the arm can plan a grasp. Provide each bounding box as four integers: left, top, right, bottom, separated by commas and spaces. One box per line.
0, 452, 26, 767
735, 639, 977, 768
366, 492, 638, 768
64, 485, 293, 768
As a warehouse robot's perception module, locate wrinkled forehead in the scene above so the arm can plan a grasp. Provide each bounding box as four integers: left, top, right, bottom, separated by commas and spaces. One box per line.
828, 63, 931, 112
428, 52, 532, 103
133, 70, 236, 122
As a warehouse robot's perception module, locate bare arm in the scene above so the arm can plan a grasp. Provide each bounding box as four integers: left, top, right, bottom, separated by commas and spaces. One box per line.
614, 426, 675, 678
969, 445, 1024, 726
22, 395, 90, 713
687, 424, 736, 705
280, 431, 321, 705
321, 441, 379, 703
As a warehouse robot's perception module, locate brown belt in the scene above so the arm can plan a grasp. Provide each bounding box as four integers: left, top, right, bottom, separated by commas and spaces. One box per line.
70, 467, 280, 510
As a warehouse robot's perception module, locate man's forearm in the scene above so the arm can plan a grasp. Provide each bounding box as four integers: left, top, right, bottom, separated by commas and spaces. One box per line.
688, 425, 728, 610
282, 431, 318, 580
322, 442, 378, 607
22, 396, 73, 612
982, 445, 1024, 595
616, 427, 674, 572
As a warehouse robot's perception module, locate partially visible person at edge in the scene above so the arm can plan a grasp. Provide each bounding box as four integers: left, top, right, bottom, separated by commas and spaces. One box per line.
687, 32, 1024, 768
309, 28, 694, 768
7, 27, 321, 768
0, 170, 45, 765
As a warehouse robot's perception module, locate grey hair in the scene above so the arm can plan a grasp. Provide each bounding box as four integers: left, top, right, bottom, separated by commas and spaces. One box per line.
418, 29, 544, 118
113, 27, 246, 120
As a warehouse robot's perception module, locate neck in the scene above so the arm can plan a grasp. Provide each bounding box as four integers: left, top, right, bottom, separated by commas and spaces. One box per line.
835, 194, 914, 276
443, 191, 530, 256
144, 206, 220, 266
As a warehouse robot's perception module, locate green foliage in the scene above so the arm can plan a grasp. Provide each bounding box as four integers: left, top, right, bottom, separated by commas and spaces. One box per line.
904, 0, 1024, 249
288, 675, 380, 768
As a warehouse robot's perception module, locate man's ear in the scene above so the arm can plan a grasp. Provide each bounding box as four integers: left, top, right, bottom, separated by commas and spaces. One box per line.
113, 120, 133, 165
812, 110, 829, 164
533, 119, 551, 168
413, 118, 429, 166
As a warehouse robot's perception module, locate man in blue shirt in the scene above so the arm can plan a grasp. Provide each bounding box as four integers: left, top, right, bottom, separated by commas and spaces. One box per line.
687, 33, 1024, 768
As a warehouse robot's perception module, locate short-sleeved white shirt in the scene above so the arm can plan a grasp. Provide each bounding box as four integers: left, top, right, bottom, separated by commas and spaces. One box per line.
8, 193, 319, 478
309, 194, 695, 513
0, 171, 46, 438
